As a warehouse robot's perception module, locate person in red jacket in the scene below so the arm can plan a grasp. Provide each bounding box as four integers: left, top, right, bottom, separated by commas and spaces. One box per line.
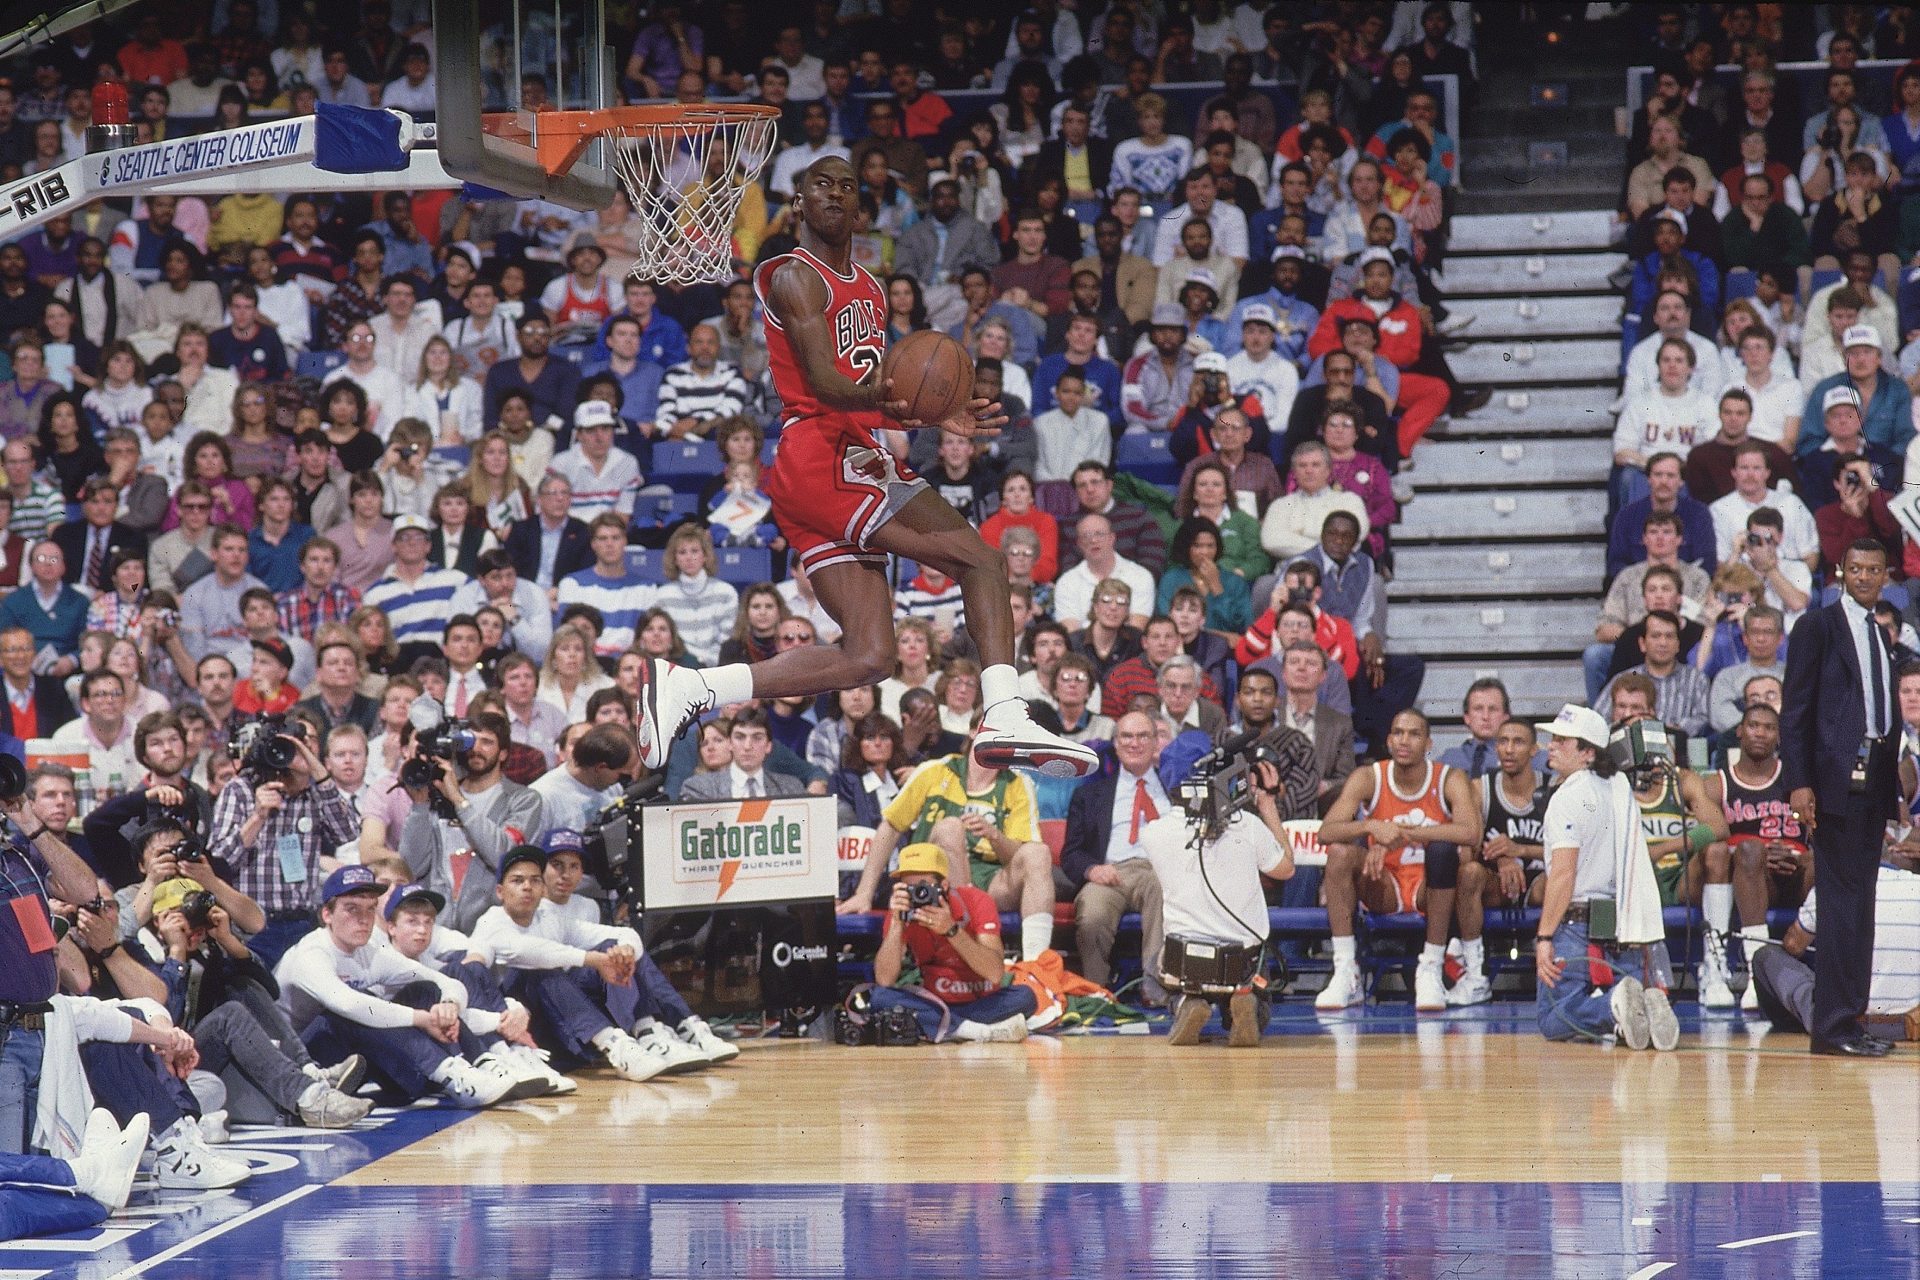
1308, 248, 1455, 455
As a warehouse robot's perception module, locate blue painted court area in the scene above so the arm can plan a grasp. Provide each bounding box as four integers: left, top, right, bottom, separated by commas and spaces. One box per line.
19, 1178, 1919, 1279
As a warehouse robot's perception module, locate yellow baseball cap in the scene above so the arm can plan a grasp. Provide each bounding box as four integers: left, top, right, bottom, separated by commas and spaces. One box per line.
151, 878, 201, 916
894, 842, 949, 879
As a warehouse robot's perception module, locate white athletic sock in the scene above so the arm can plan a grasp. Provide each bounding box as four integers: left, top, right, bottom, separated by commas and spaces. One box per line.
1703, 883, 1733, 937
1461, 937, 1485, 974
1331, 935, 1356, 967
1420, 942, 1445, 968
1737, 924, 1770, 943
589, 1027, 624, 1054
980, 663, 1020, 707
701, 663, 755, 707
1020, 913, 1052, 961
297, 1080, 327, 1109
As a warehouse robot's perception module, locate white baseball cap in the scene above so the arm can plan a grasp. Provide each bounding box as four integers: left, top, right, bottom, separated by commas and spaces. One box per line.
1182, 266, 1219, 294
1357, 246, 1396, 270
1193, 351, 1230, 374
1534, 704, 1610, 750
1841, 324, 1881, 351
574, 399, 618, 429
392, 514, 432, 536
1822, 385, 1863, 415
1270, 244, 1306, 261
1241, 303, 1277, 328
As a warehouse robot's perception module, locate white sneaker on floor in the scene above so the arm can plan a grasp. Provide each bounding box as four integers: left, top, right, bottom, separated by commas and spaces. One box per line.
298, 1086, 375, 1129
1315, 963, 1363, 1011
1446, 973, 1493, 1006
151, 1124, 251, 1190
604, 1032, 671, 1083
1740, 976, 1761, 1012
1642, 985, 1680, 1051
953, 1013, 1029, 1042
474, 1050, 556, 1100
632, 1024, 709, 1074
195, 1109, 228, 1144
433, 1057, 517, 1108
634, 658, 715, 770
69, 1109, 148, 1210
506, 1042, 577, 1094
1697, 960, 1736, 1010
677, 1016, 740, 1064
1414, 960, 1447, 1012
972, 698, 1100, 778
1611, 975, 1651, 1049
311, 1054, 366, 1094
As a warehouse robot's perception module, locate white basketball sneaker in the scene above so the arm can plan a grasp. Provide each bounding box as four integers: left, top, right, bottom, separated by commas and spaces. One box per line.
972, 698, 1100, 778
1642, 985, 1681, 1051
1446, 973, 1493, 1006
68, 1109, 148, 1210
1697, 951, 1736, 1010
1611, 975, 1652, 1049
677, 1016, 740, 1065
1315, 963, 1363, 1011
631, 1023, 709, 1075
634, 658, 717, 770
1413, 959, 1447, 1012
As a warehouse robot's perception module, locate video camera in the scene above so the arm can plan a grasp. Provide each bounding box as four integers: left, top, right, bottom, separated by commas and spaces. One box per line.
1607, 718, 1675, 789
582, 773, 664, 906
398, 697, 477, 819
229, 713, 297, 781
1175, 726, 1290, 840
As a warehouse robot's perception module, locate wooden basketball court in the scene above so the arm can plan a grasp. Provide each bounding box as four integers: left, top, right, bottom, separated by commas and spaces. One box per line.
10, 1006, 1915, 1279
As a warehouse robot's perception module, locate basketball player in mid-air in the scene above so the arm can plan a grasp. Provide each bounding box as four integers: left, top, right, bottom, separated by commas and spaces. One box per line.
635, 156, 1098, 780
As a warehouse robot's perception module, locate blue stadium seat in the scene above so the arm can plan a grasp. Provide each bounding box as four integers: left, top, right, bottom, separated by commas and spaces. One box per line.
631, 493, 697, 529
761, 438, 780, 466
1114, 430, 1179, 486
650, 439, 723, 494
1805, 267, 1842, 300
1723, 270, 1757, 303
624, 547, 665, 579
296, 350, 346, 381
716, 546, 772, 585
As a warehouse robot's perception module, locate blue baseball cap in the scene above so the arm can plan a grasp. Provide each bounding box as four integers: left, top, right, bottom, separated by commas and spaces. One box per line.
320, 865, 381, 905
384, 882, 446, 921
542, 830, 584, 855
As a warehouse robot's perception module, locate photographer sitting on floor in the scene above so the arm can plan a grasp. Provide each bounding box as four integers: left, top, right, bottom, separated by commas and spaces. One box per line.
870, 842, 1038, 1044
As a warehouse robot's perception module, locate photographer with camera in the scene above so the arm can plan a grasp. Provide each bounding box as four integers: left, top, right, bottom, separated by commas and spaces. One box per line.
115, 799, 263, 943
1149, 750, 1297, 1047
135, 855, 372, 1130
209, 714, 362, 969
1532, 705, 1680, 1050
870, 842, 1037, 1044
85, 711, 215, 882
398, 707, 547, 932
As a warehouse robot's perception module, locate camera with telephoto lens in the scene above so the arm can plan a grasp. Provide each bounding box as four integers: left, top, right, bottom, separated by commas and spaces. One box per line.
229, 713, 297, 780
399, 697, 477, 819
899, 879, 945, 920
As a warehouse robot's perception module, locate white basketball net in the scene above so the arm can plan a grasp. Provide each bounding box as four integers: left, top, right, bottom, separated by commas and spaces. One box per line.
608, 109, 781, 286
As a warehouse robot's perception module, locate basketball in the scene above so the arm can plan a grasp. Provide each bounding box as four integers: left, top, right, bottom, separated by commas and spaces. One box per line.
881, 331, 974, 425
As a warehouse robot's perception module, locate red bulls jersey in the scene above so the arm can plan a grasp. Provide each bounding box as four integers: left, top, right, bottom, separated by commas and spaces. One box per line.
753, 246, 888, 440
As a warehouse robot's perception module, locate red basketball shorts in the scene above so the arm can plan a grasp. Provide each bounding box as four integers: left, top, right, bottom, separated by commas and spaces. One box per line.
764, 422, 930, 574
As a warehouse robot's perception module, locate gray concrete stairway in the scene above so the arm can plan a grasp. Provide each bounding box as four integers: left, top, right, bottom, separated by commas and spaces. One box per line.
1390, 210, 1618, 754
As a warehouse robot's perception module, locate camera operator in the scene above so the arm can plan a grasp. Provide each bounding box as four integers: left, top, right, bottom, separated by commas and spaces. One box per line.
1533, 705, 1680, 1051
398, 709, 547, 932
1148, 758, 1296, 1046
83, 712, 215, 891
871, 842, 1038, 1043
528, 723, 635, 833
135, 860, 373, 1129
209, 715, 362, 969
115, 802, 263, 944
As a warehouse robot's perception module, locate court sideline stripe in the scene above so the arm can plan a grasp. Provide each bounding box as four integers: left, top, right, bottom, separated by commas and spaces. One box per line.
1625, 1265, 1676, 1279
1717, 1230, 1816, 1250
101, 1185, 321, 1280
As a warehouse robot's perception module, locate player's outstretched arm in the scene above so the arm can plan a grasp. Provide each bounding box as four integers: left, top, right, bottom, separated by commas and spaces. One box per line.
765, 261, 909, 418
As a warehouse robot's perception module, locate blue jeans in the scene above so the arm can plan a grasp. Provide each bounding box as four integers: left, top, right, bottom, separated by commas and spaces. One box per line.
1534, 919, 1672, 1043
1582, 642, 1615, 704
501, 942, 640, 1064
0, 1152, 107, 1241
869, 985, 1037, 1042
1609, 464, 1650, 516
246, 915, 317, 971
0, 1029, 43, 1154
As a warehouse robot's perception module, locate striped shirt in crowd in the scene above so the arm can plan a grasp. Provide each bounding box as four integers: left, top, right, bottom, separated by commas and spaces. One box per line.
10, 482, 66, 542
548, 446, 642, 521
658, 360, 753, 427
556, 566, 655, 654
362, 566, 468, 645
895, 573, 966, 625
652, 573, 739, 666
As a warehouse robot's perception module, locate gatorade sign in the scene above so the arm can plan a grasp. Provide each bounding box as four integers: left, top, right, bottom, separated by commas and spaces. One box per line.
641, 796, 836, 910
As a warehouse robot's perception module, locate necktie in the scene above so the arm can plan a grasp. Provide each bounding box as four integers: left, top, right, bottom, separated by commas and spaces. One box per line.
1867, 613, 1888, 738
85, 530, 105, 590
745, 775, 762, 798
1470, 741, 1488, 777
1129, 777, 1159, 844
453, 676, 468, 716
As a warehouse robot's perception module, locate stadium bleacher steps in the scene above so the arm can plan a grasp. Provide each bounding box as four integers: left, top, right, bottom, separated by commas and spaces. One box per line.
1391, 209, 1618, 752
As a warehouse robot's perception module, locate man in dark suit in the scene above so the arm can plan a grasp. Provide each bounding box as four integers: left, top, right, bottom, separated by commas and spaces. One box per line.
505, 474, 592, 590
52, 478, 148, 593
675, 709, 806, 802
0, 625, 76, 738
1027, 105, 1113, 221
1780, 537, 1900, 1056
1061, 709, 1168, 1004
